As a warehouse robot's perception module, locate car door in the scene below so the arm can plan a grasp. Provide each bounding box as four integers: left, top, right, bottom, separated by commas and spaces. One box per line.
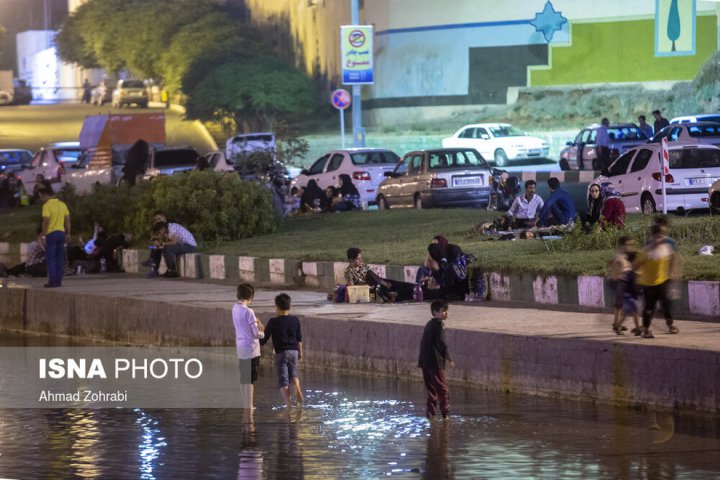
451, 127, 476, 150
323, 153, 345, 187
381, 157, 408, 206
622, 148, 653, 210
582, 129, 597, 168
397, 154, 423, 206
298, 154, 329, 188
603, 150, 636, 204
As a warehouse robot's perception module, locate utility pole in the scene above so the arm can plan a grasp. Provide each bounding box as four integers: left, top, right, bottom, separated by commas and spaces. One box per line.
351, 0, 365, 147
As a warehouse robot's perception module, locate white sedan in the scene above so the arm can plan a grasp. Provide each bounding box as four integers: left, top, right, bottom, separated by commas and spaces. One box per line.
292, 148, 400, 207
441, 123, 549, 167
650, 122, 720, 148
594, 143, 720, 214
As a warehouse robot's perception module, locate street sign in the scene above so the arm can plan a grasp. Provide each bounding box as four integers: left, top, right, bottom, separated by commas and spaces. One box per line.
341, 25, 374, 85
331, 89, 351, 110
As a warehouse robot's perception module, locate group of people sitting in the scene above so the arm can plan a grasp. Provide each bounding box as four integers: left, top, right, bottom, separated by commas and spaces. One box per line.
340, 235, 475, 303
485, 177, 625, 237
289, 174, 362, 214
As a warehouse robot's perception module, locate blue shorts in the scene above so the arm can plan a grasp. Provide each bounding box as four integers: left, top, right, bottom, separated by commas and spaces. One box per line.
274, 350, 298, 388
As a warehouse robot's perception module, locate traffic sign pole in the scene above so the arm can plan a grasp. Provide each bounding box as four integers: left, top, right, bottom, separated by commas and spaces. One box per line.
340, 109, 345, 148
351, 0, 365, 148
331, 89, 351, 148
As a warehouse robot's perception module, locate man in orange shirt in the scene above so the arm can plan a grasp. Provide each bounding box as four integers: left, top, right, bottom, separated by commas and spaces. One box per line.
39, 187, 71, 288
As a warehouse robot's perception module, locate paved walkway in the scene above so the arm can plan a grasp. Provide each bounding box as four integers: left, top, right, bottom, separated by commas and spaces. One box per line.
6, 274, 720, 353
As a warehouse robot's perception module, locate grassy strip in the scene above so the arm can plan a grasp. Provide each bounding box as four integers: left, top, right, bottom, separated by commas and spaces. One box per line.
4, 206, 719, 280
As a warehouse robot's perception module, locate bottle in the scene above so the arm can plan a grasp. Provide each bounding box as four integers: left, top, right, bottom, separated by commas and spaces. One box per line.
99, 257, 107, 273
413, 283, 424, 302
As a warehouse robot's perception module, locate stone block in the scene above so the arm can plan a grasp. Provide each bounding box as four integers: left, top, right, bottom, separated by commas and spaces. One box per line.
404, 265, 420, 284
688, 281, 720, 317
333, 262, 347, 284
122, 249, 139, 273
489, 272, 511, 301
238, 256, 255, 282
578, 275, 605, 307
208, 255, 226, 280
368, 264, 386, 280
533, 275, 558, 304
385, 265, 404, 282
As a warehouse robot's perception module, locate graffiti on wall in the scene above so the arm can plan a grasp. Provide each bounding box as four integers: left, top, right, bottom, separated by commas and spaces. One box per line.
655, 0, 696, 56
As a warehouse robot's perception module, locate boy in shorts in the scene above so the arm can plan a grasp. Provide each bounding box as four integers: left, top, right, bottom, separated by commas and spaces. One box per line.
607, 236, 639, 335
232, 283, 264, 426
261, 293, 304, 408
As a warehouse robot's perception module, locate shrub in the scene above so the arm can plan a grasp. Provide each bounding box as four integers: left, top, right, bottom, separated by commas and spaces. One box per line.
58, 182, 145, 235
127, 171, 278, 242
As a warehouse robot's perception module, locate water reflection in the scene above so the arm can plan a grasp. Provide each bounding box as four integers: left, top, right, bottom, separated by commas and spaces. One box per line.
1, 331, 720, 479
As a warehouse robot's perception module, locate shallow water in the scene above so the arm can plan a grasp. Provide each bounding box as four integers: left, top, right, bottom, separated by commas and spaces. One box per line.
1, 331, 719, 479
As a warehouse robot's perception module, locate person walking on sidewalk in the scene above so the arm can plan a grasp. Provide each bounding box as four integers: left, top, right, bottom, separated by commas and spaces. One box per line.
39, 187, 70, 288
260, 293, 304, 408
418, 300, 455, 420
232, 283, 264, 429
635, 223, 682, 338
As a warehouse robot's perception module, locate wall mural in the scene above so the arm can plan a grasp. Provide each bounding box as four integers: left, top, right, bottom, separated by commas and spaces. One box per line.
655, 0, 696, 56
530, 1, 567, 43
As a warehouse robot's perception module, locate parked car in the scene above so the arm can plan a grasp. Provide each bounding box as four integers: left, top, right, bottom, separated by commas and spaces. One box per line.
203, 150, 235, 173
559, 123, 648, 171
112, 79, 148, 108
292, 148, 400, 207
649, 122, 720, 148
226, 132, 276, 162
376, 148, 492, 209
441, 123, 549, 167
593, 144, 720, 214
17, 142, 83, 193
0, 149, 33, 173
709, 179, 720, 215
671, 113, 720, 124
142, 147, 200, 179
91, 81, 113, 106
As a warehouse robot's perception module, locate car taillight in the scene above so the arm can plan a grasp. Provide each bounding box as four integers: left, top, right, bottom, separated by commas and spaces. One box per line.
651, 172, 674, 182
352, 171, 371, 181
430, 178, 447, 188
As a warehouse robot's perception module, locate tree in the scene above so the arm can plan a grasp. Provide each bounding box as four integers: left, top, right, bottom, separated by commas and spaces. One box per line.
183, 55, 315, 131
667, 0, 680, 52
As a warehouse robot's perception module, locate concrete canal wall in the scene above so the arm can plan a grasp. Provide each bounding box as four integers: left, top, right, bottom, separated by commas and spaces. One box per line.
0, 281, 717, 414
1, 241, 719, 318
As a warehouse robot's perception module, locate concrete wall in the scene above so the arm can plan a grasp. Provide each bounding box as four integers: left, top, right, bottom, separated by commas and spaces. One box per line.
0, 285, 717, 413
2, 240, 718, 319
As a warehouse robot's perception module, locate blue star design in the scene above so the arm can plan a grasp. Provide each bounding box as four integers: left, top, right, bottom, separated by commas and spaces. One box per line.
530, 1, 568, 43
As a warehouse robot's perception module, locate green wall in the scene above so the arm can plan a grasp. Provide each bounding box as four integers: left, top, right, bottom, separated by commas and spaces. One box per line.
530, 15, 717, 86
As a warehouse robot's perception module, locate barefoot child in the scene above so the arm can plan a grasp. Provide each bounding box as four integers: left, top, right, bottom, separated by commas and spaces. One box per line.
418, 300, 455, 419
232, 283, 264, 427
261, 293, 304, 407
608, 236, 638, 335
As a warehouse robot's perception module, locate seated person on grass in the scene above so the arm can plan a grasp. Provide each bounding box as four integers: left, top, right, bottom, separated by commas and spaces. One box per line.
506, 179, 544, 229
344, 247, 414, 302
538, 177, 576, 227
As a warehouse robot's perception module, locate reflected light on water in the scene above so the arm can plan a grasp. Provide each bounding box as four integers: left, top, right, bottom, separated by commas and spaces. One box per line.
134, 409, 166, 480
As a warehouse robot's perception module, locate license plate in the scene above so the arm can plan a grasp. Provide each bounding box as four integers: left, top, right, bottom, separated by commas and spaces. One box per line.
688, 177, 719, 186
452, 176, 482, 187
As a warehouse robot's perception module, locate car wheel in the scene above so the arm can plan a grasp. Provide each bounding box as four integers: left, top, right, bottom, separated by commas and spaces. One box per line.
641, 193, 656, 215
414, 194, 423, 209
377, 195, 389, 210
559, 158, 570, 171
710, 192, 720, 216
494, 149, 508, 167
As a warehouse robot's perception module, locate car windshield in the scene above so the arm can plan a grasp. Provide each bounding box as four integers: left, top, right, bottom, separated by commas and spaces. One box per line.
122, 80, 144, 89
669, 149, 720, 169
53, 149, 82, 163
232, 135, 274, 143
0, 151, 31, 164
608, 126, 645, 140
154, 149, 199, 168
350, 151, 399, 165
687, 125, 720, 138
428, 150, 487, 169
488, 125, 526, 137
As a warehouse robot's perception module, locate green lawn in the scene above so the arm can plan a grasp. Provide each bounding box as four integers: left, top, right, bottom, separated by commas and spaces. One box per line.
4, 206, 719, 280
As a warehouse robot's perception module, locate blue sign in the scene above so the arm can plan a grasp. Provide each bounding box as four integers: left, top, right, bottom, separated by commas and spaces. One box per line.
341, 25, 374, 85
331, 89, 351, 110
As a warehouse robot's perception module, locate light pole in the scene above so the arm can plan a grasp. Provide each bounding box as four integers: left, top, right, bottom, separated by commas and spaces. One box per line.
350, 0, 365, 147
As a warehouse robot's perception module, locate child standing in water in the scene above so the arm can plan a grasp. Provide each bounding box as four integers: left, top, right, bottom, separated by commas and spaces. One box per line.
418, 300, 455, 419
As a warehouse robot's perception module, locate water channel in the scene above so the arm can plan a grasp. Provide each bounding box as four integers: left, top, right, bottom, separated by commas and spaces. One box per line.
1, 330, 719, 479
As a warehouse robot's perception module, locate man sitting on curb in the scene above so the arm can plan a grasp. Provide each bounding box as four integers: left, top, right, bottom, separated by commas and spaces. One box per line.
146, 221, 197, 278
0, 228, 47, 278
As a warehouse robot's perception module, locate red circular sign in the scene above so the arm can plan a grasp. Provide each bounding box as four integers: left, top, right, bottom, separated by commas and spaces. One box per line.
348, 30, 366, 48
331, 89, 351, 110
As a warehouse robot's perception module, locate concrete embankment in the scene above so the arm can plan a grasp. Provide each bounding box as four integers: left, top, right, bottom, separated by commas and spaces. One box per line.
1, 276, 718, 414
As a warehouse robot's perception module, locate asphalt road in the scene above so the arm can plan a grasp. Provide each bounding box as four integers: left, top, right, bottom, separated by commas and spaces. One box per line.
0, 102, 217, 153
